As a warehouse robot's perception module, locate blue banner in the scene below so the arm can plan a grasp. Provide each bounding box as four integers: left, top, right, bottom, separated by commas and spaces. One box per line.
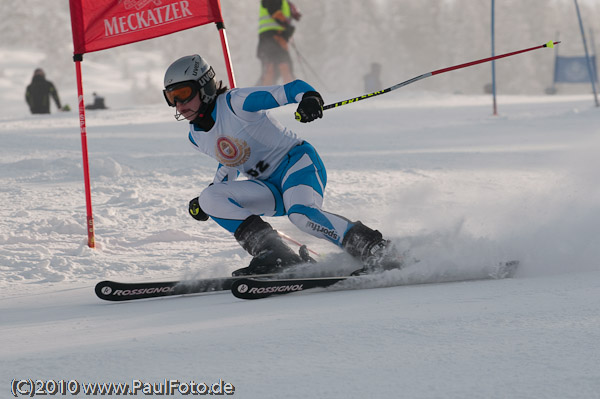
554, 55, 597, 83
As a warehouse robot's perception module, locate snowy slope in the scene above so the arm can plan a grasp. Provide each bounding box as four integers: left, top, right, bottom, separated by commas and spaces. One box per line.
2, 84, 600, 397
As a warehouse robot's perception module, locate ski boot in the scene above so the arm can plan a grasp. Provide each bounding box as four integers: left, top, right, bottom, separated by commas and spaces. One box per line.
342, 221, 404, 275
232, 215, 305, 276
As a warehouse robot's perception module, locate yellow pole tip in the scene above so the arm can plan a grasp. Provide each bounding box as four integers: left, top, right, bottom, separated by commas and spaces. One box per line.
546, 41, 555, 48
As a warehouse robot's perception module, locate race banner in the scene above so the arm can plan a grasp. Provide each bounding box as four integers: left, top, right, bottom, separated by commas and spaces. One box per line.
554, 55, 598, 83
69, 0, 224, 54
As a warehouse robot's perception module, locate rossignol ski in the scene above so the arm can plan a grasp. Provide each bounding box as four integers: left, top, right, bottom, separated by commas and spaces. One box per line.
95, 261, 519, 302
231, 261, 520, 300
95, 274, 278, 301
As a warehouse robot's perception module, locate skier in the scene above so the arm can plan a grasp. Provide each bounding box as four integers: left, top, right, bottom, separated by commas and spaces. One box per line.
163, 55, 403, 276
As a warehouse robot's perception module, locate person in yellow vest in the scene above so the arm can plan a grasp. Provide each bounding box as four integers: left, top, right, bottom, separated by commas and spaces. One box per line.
257, 0, 302, 86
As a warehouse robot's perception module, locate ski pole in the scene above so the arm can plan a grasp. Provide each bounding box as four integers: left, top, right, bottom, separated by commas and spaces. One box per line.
278, 231, 320, 257
321, 40, 560, 111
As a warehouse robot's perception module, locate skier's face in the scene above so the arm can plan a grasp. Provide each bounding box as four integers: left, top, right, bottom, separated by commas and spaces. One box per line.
175, 92, 202, 121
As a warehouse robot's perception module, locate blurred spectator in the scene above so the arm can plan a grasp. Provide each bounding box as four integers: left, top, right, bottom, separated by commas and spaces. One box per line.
25, 68, 62, 114
364, 62, 382, 92
85, 92, 108, 110
257, 0, 302, 85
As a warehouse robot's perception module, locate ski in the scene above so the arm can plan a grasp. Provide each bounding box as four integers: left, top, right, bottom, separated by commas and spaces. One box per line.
231, 276, 346, 299
95, 273, 279, 301
231, 260, 520, 300
96, 260, 519, 301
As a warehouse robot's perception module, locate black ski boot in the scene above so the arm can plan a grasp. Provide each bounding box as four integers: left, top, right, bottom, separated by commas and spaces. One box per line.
342, 221, 404, 274
232, 215, 304, 276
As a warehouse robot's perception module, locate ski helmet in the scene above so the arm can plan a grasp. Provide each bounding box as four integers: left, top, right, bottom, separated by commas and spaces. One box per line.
163, 55, 217, 107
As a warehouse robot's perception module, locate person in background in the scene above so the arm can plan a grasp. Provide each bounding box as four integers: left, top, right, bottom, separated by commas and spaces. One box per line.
25, 68, 62, 114
163, 54, 404, 277
85, 92, 108, 110
364, 62, 382, 93
257, 0, 302, 86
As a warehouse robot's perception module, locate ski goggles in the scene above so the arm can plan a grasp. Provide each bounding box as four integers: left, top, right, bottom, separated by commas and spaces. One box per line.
163, 82, 198, 107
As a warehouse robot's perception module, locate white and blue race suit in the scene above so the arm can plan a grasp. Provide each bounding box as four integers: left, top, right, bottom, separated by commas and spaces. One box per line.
190, 79, 353, 247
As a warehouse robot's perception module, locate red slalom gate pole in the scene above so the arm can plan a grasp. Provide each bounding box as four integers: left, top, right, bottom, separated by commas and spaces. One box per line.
215, 21, 236, 88
74, 55, 95, 248
322, 41, 560, 111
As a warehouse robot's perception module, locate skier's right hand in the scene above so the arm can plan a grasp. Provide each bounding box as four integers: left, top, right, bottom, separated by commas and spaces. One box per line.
295, 91, 323, 123
189, 197, 209, 221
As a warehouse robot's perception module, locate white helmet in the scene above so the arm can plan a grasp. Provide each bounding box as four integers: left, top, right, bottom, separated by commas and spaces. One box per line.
164, 54, 217, 106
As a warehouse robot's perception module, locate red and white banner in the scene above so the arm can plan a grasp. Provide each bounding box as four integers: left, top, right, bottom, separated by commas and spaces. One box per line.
69, 0, 234, 248
69, 0, 224, 54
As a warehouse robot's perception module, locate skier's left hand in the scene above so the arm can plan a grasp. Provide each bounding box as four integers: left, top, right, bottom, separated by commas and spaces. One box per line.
295, 91, 323, 123
189, 197, 209, 221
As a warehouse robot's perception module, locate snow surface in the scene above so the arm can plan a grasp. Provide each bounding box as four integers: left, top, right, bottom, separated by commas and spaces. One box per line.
2, 76, 600, 396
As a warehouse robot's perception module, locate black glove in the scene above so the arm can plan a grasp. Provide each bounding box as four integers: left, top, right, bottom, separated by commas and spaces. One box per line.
189, 197, 209, 221
295, 91, 323, 123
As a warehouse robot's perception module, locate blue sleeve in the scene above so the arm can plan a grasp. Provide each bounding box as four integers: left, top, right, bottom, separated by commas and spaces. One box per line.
283, 80, 315, 102
237, 80, 316, 113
